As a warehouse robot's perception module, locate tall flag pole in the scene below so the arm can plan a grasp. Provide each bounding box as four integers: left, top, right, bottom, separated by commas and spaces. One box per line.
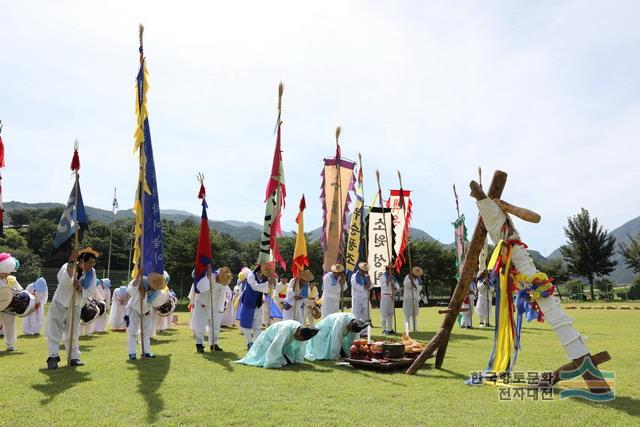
452, 184, 467, 283
258, 82, 287, 270
132, 24, 166, 356
52, 141, 85, 367
0, 121, 5, 237
345, 153, 365, 274
375, 170, 396, 332
397, 170, 416, 333
106, 186, 118, 277
291, 195, 309, 278
194, 173, 215, 344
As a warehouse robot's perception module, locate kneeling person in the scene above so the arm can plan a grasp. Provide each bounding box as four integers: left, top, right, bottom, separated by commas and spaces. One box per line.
236, 320, 318, 369
305, 312, 368, 361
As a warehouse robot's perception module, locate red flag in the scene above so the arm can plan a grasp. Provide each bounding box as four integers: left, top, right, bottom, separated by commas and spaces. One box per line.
193, 188, 212, 292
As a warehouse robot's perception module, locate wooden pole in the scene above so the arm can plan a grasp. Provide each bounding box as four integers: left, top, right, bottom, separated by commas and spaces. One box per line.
334, 126, 346, 312
67, 149, 80, 367
375, 170, 397, 333
406, 170, 507, 374
397, 171, 416, 333
138, 23, 146, 357
107, 186, 116, 277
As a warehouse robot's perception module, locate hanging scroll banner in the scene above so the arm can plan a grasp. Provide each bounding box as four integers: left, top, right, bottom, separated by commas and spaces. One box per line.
320, 157, 355, 272
366, 207, 395, 287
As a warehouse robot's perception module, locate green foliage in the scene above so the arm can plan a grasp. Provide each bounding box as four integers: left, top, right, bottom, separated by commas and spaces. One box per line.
405, 240, 457, 298
560, 208, 617, 301
563, 279, 586, 300
619, 231, 640, 275
628, 283, 640, 300
537, 257, 570, 285
595, 277, 615, 301
0, 228, 42, 277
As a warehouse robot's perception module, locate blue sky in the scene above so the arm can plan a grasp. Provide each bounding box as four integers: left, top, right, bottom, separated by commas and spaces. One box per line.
1, 0, 638, 255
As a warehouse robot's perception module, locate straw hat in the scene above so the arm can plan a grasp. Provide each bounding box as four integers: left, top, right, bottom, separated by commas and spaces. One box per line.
357, 262, 369, 273
147, 272, 167, 290
217, 266, 233, 285
260, 262, 275, 278
330, 263, 345, 274
79, 247, 101, 258
411, 266, 424, 277
299, 269, 314, 282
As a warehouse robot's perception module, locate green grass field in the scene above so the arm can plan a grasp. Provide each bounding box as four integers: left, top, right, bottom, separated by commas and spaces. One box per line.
1, 305, 638, 426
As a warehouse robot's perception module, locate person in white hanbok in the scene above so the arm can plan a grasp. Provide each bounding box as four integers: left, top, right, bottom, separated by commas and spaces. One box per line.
460, 284, 476, 329
91, 278, 111, 333
0, 253, 22, 351
220, 284, 234, 327
475, 271, 491, 326
45, 248, 98, 369
272, 277, 289, 317
403, 266, 425, 333
350, 263, 371, 336
190, 266, 232, 352
22, 277, 48, 336
320, 264, 347, 318
109, 285, 129, 331
284, 270, 314, 322
303, 282, 319, 327
379, 264, 400, 335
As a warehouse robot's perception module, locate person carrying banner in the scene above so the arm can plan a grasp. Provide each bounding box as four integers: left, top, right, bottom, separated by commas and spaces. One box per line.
191, 266, 232, 352
45, 248, 99, 369
239, 263, 274, 349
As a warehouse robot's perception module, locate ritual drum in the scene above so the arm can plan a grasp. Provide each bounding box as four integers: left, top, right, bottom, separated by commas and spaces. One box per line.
0, 288, 36, 317
80, 299, 100, 324
155, 293, 177, 318
96, 299, 107, 317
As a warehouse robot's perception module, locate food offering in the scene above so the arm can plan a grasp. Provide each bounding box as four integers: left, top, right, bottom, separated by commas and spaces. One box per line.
346, 335, 426, 371
402, 333, 426, 358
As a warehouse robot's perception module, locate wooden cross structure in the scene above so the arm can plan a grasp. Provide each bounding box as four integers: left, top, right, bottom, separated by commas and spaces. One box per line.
406, 170, 611, 395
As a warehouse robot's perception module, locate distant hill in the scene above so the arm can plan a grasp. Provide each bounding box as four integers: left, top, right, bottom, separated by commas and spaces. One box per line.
548, 215, 640, 284
4, 201, 438, 244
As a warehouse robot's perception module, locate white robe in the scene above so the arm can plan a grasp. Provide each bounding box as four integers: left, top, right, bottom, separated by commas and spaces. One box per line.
320, 273, 346, 318
220, 286, 234, 327
22, 282, 48, 335
379, 273, 399, 331
402, 275, 424, 332
0, 276, 22, 348
108, 287, 129, 330
92, 284, 111, 333
350, 272, 370, 322
283, 279, 304, 321
460, 292, 475, 328
475, 278, 491, 323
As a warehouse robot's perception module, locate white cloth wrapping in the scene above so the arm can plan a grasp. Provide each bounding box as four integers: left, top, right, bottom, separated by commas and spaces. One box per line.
109, 287, 129, 330
477, 197, 589, 360
379, 273, 399, 331
22, 282, 48, 335
321, 273, 346, 318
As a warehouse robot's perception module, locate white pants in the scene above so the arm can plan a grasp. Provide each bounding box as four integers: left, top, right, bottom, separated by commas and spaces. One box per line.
380, 294, 395, 331
81, 321, 94, 336
461, 295, 474, 328
403, 296, 420, 333
352, 294, 369, 322
0, 312, 16, 348
126, 308, 153, 355
241, 308, 262, 346
46, 300, 81, 359
109, 303, 127, 330
22, 305, 45, 335
192, 303, 221, 345
321, 296, 340, 318
93, 314, 108, 333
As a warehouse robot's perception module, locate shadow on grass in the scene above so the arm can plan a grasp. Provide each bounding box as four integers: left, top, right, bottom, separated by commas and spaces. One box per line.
0, 350, 22, 358
202, 350, 240, 372
402, 331, 485, 342
413, 367, 470, 381
18, 333, 44, 339
32, 368, 92, 405
155, 329, 180, 336
332, 362, 409, 386
128, 354, 171, 424
149, 338, 178, 346
283, 362, 333, 373
558, 388, 640, 417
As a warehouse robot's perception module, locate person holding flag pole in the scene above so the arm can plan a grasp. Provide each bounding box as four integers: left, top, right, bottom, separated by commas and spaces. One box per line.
397, 171, 425, 333
239, 82, 285, 350
46, 141, 97, 369
127, 24, 168, 360
375, 170, 398, 335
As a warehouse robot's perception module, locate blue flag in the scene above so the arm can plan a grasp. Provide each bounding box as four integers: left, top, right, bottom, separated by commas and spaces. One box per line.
53, 179, 87, 248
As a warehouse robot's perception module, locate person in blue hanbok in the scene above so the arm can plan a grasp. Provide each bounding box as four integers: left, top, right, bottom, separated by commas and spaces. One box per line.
305, 312, 368, 361
236, 320, 319, 369
239, 263, 275, 349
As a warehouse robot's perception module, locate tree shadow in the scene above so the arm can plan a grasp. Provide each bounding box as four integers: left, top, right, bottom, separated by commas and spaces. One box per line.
127, 354, 171, 424
32, 368, 92, 405
202, 350, 239, 372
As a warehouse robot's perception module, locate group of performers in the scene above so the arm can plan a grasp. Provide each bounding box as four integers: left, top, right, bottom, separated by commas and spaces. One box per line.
0, 245, 496, 371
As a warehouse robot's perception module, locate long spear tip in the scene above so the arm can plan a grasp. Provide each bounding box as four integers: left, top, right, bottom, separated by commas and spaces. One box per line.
335, 126, 341, 141
138, 24, 144, 46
